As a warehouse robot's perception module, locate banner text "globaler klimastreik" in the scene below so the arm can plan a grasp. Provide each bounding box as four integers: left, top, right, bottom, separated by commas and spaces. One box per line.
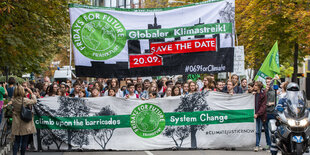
127, 23, 232, 40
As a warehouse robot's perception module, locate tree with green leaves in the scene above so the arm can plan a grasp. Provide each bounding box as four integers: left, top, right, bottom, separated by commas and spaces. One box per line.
236, 0, 310, 73
0, 0, 71, 75
0, 0, 90, 77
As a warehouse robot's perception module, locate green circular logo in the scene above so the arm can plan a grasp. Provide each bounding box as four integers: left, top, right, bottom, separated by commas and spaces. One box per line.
71, 12, 126, 60
130, 103, 165, 138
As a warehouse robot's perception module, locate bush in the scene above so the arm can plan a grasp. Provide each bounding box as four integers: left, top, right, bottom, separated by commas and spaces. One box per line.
0, 75, 25, 84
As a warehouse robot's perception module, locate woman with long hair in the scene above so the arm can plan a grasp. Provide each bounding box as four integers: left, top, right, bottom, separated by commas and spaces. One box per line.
201, 76, 215, 92
104, 78, 122, 97
189, 81, 198, 94
11, 85, 37, 155
172, 86, 181, 96
164, 87, 172, 98
135, 83, 143, 97
142, 83, 158, 99
47, 83, 58, 97
247, 82, 255, 94
94, 81, 103, 95
279, 81, 289, 99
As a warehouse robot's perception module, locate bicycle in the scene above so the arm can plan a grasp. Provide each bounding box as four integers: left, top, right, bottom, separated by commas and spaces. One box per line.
0, 101, 12, 147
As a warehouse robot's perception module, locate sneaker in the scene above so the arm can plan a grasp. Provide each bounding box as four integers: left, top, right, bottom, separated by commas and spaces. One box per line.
254, 146, 259, 152
264, 145, 270, 150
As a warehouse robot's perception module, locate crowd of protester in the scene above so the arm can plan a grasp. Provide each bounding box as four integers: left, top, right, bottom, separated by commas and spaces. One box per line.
0, 74, 291, 153
1, 74, 269, 100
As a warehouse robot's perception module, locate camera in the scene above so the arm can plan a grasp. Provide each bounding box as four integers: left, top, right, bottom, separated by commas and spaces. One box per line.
24, 88, 28, 92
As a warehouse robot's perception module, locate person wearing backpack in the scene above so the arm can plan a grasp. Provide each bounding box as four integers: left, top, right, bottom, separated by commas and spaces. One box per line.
10, 85, 37, 155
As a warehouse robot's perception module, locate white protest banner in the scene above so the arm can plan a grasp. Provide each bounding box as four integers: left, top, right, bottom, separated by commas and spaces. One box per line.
34, 92, 255, 150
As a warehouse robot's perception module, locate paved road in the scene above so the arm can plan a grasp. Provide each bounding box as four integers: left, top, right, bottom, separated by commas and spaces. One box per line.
3, 130, 310, 155
6, 131, 310, 155
8, 149, 272, 155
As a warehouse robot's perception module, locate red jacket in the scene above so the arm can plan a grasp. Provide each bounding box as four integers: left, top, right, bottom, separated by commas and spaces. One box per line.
255, 90, 267, 122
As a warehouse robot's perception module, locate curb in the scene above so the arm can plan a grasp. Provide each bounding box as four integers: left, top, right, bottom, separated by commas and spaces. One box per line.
0, 143, 12, 155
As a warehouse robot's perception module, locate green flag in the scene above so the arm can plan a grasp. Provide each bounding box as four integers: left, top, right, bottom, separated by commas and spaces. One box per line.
187, 74, 200, 82
254, 41, 280, 85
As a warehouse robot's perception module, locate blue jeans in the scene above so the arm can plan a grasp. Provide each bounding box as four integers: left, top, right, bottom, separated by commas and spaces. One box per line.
13, 135, 29, 155
0, 109, 2, 125
256, 118, 271, 146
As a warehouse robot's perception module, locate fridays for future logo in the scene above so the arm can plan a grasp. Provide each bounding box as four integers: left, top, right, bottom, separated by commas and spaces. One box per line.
130, 103, 166, 138
72, 12, 126, 60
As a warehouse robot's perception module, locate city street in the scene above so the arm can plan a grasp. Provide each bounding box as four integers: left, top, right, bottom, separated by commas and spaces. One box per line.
14, 150, 272, 155
2, 123, 309, 155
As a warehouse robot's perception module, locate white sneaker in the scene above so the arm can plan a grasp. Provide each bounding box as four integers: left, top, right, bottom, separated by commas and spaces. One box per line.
254, 146, 259, 152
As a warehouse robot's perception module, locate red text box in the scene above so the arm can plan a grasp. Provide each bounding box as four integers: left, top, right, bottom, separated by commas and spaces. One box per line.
129, 54, 163, 68
150, 38, 216, 55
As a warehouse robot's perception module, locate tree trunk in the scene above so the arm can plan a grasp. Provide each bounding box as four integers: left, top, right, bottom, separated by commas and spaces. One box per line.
4, 66, 9, 83
292, 42, 298, 82
68, 130, 72, 151
190, 125, 197, 148
253, 68, 259, 80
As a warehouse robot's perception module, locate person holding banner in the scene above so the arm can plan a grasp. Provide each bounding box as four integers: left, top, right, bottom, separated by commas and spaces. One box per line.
201, 76, 215, 93
140, 79, 151, 100
78, 89, 86, 98
182, 83, 189, 95
172, 86, 181, 96
247, 83, 254, 94
107, 89, 116, 97
223, 80, 235, 95
125, 83, 139, 99
69, 82, 81, 97
188, 82, 198, 94
174, 82, 182, 93
253, 81, 270, 152
215, 81, 224, 92
148, 91, 157, 99
135, 83, 143, 97
91, 87, 101, 97
231, 74, 243, 94
222, 74, 242, 94
104, 78, 122, 97
241, 78, 248, 93
164, 87, 172, 98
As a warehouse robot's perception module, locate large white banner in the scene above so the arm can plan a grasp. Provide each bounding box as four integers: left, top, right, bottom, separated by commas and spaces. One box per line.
69, 0, 235, 77
33, 92, 255, 151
